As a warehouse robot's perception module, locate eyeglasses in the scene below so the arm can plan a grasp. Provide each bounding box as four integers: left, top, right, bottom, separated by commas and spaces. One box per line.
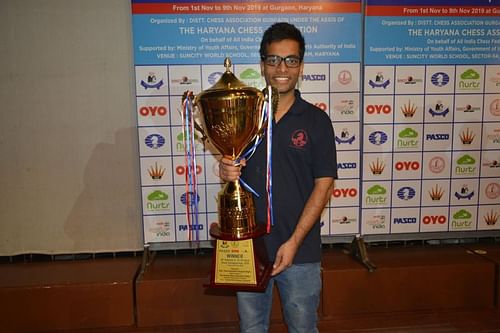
261, 55, 302, 68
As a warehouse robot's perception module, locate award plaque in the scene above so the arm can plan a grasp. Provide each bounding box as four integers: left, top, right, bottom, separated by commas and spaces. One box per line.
188, 58, 276, 291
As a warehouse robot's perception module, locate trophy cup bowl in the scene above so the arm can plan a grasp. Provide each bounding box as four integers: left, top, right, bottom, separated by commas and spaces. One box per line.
194, 58, 268, 240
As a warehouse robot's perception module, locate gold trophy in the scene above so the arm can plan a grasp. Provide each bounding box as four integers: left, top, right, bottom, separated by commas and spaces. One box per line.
187, 58, 276, 290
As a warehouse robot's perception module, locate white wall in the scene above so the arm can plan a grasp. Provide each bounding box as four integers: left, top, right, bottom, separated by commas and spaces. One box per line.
0, 0, 143, 255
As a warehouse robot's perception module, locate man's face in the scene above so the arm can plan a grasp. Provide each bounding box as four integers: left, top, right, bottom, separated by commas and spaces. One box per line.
260, 39, 304, 97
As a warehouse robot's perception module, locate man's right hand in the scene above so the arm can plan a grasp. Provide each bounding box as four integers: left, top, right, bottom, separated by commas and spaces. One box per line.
218, 157, 246, 182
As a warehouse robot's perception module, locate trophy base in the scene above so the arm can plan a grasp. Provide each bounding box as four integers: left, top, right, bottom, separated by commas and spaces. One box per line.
210, 223, 267, 241
205, 236, 272, 292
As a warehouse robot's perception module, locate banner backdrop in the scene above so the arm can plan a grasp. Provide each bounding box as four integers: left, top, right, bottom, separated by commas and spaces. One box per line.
361, 0, 499, 236
131, 0, 499, 248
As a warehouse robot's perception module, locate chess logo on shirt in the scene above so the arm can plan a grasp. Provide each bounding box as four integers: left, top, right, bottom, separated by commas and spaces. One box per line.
290, 129, 308, 149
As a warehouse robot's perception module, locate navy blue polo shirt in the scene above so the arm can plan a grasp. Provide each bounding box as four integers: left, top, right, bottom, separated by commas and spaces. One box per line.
241, 90, 338, 264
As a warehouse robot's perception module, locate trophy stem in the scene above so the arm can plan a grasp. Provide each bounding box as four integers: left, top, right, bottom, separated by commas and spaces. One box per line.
210, 180, 266, 240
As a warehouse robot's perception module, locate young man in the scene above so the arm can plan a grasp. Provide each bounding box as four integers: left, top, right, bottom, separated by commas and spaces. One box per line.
219, 22, 338, 332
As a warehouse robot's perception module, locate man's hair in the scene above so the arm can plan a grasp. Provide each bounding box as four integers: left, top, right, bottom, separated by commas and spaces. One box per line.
259, 22, 305, 60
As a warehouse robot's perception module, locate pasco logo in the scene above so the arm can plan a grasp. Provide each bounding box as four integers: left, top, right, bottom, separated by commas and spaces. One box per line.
393, 217, 417, 224
139, 106, 168, 117
429, 156, 446, 174
428, 100, 449, 117
484, 210, 499, 226
430, 72, 450, 87
335, 128, 356, 145
459, 128, 475, 145
396, 186, 416, 200
368, 72, 390, 89
178, 224, 204, 231
140, 72, 164, 90
365, 184, 388, 205
337, 162, 357, 170
332, 187, 357, 198
397, 128, 419, 149
395, 160, 420, 171
146, 190, 170, 211
148, 162, 166, 180
451, 209, 473, 229
428, 184, 444, 201
455, 154, 477, 176
422, 215, 447, 225
458, 69, 481, 90
366, 104, 391, 115
454, 184, 474, 200
145, 134, 166, 149
302, 74, 326, 81
426, 133, 449, 141
368, 131, 388, 146
401, 100, 417, 118
338, 70, 352, 85
370, 158, 385, 175
207, 71, 223, 85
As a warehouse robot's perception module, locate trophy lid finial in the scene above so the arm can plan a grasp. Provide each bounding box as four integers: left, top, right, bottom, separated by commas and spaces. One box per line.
224, 58, 232, 72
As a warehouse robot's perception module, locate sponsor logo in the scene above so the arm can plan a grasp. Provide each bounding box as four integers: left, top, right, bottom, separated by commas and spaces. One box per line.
485, 128, 500, 145
484, 210, 498, 226
148, 162, 166, 180
457, 69, 481, 90
332, 216, 356, 225
430, 72, 450, 87
428, 100, 449, 117
456, 103, 480, 114
397, 75, 422, 85
422, 215, 447, 224
176, 164, 202, 176
140, 72, 164, 90
368, 131, 388, 145
370, 158, 385, 175
482, 157, 500, 169
397, 128, 419, 149
366, 104, 391, 115
332, 188, 357, 198
395, 161, 420, 171
451, 209, 473, 229
335, 128, 356, 145
338, 70, 352, 85
145, 134, 166, 149
171, 76, 199, 85
334, 99, 355, 115
139, 106, 168, 117
429, 156, 446, 174
426, 133, 449, 141
365, 185, 388, 205
337, 162, 357, 169
146, 190, 170, 211
401, 100, 417, 118
393, 217, 417, 224
454, 184, 474, 200
178, 224, 204, 231
455, 154, 477, 176
315, 102, 328, 112
180, 191, 201, 206
368, 72, 390, 89
485, 182, 500, 200
396, 186, 416, 200
489, 99, 500, 116
208, 72, 223, 85
459, 128, 475, 145
366, 214, 386, 229
428, 184, 444, 201
303, 74, 326, 81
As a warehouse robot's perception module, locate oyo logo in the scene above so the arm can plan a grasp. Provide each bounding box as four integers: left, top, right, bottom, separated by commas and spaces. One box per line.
422, 215, 447, 224
139, 106, 168, 116
366, 104, 391, 114
395, 161, 420, 171
315, 102, 328, 112
332, 188, 357, 198
176, 165, 202, 175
